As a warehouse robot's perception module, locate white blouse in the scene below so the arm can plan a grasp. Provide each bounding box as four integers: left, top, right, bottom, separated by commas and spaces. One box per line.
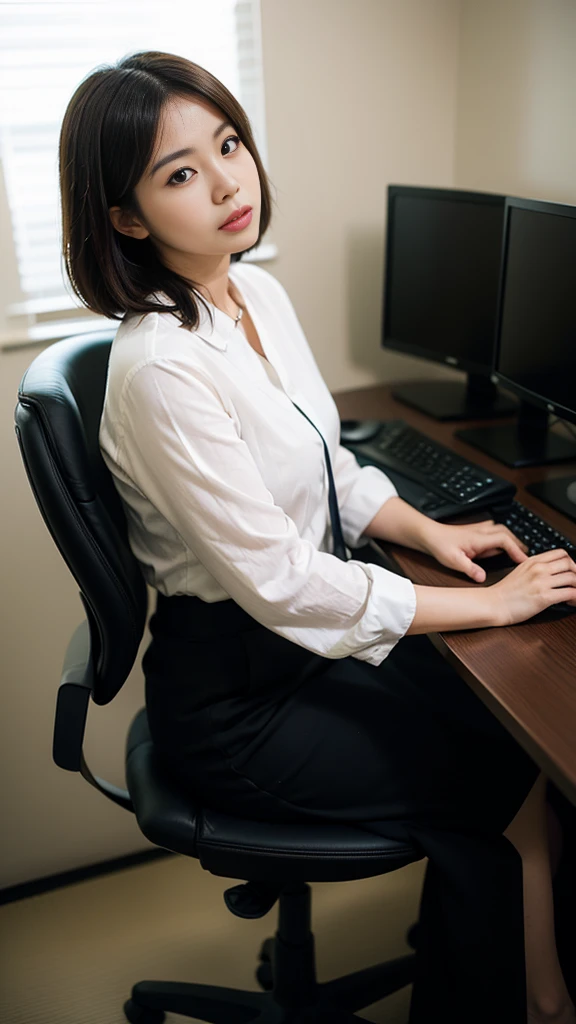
99, 261, 416, 665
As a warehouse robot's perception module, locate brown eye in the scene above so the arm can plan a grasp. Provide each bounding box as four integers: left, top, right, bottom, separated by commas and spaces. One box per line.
222, 134, 240, 155
167, 167, 194, 187
166, 136, 240, 186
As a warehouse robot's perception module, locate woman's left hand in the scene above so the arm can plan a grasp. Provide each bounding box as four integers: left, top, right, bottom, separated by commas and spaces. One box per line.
422, 519, 529, 583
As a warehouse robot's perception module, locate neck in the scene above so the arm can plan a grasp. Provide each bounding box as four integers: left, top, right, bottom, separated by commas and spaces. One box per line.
160, 250, 234, 312
202, 265, 241, 319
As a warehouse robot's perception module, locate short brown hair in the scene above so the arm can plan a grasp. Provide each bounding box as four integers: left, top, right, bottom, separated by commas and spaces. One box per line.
59, 50, 275, 330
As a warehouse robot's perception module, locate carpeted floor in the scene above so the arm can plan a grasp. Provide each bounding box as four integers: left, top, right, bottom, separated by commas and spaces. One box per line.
0, 853, 426, 1023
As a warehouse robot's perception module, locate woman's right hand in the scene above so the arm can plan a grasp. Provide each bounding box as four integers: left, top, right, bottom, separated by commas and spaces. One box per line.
489, 548, 576, 626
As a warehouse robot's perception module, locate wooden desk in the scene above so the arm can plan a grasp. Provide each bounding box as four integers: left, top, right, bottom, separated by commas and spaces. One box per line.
333, 383, 576, 807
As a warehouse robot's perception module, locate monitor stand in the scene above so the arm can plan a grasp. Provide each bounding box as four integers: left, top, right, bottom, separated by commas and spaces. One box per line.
391, 373, 517, 422
526, 476, 576, 524
456, 400, 576, 468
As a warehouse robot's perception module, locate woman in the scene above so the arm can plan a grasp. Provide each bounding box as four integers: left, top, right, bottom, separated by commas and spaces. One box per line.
59, 51, 575, 1023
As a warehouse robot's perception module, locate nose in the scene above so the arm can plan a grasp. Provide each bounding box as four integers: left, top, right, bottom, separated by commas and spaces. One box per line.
211, 162, 241, 203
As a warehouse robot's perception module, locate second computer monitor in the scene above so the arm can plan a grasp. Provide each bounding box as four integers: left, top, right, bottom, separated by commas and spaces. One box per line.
383, 185, 515, 420
456, 196, 576, 518
496, 199, 576, 423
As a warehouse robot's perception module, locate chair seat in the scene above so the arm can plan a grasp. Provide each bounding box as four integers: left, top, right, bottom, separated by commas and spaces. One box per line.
126, 708, 421, 883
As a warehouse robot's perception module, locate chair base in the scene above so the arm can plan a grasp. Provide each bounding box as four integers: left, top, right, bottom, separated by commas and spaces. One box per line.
124, 950, 416, 1023
123, 883, 416, 1023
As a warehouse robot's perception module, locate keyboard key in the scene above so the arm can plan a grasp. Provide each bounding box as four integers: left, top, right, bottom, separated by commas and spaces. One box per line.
492, 501, 576, 559
343, 418, 516, 515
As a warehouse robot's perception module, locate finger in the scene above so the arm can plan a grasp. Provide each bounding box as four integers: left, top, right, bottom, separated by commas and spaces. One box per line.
484, 523, 529, 555
534, 547, 576, 570
455, 552, 486, 583
533, 546, 569, 559
490, 529, 529, 563
479, 524, 524, 548
547, 584, 576, 605
548, 571, 576, 588
548, 557, 576, 576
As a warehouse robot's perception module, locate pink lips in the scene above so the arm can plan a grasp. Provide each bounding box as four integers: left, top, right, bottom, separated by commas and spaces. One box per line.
219, 207, 253, 232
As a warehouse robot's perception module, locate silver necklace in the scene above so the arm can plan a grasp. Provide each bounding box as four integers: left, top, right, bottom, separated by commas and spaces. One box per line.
227, 286, 243, 328
203, 287, 244, 329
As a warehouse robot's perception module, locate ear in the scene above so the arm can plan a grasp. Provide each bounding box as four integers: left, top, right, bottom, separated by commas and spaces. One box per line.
108, 205, 150, 240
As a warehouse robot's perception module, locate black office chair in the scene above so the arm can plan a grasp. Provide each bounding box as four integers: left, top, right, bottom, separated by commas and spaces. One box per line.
14, 330, 423, 1024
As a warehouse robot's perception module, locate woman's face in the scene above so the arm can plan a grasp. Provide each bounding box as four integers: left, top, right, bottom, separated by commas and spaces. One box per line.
109, 94, 261, 274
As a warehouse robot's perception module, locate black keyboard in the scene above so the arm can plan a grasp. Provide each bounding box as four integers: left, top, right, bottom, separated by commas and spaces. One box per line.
347, 419, 515, 515
491, 501, 576, 558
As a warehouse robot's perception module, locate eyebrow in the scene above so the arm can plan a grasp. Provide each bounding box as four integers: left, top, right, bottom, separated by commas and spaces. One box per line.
149, 120, 234, 178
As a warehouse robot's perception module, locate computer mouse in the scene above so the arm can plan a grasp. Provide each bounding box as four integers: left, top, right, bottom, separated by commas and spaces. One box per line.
340, 419, 383, 444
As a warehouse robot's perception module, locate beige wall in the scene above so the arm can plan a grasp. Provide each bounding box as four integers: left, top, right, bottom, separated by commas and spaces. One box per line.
455, 0, 576, 205
3, 0, 575, 888
261, 0, 461, 395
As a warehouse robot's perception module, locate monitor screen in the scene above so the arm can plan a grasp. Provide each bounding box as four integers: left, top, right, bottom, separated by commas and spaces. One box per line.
495, 203, 576, 421
384, 187, 506, 373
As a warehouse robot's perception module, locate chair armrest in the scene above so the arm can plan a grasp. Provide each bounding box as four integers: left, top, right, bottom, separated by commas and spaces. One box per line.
53, 617, 134, 812
53, 619, 93, 771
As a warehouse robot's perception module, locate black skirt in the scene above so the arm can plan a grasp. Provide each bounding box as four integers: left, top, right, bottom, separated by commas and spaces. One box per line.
143, 590, 541, 1023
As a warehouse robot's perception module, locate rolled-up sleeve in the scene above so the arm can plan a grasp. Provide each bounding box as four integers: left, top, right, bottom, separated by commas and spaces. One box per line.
333, 442, 399, 550
119, 359, 416, 666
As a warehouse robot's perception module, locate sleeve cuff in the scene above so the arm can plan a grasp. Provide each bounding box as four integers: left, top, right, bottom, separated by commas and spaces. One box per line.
349, 563, 417, 666
319, 557, 417, 667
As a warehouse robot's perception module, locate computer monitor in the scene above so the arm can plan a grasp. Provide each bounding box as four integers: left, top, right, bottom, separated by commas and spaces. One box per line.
383, 185, 517, 420
456, 196, 576, 521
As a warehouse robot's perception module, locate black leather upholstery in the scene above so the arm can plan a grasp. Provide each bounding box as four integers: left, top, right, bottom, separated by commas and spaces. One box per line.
126, 707, 418, 881
16, 331, 148, 703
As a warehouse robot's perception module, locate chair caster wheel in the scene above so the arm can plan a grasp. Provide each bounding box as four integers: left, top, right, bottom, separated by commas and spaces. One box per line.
123, 998, 166, 1023
255, 961, 273, 991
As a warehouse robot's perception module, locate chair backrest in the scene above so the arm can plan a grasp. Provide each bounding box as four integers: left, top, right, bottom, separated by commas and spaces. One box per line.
14, 330, 148, 705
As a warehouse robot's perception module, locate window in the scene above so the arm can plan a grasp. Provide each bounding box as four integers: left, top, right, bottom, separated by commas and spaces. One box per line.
0, 0, 275, 346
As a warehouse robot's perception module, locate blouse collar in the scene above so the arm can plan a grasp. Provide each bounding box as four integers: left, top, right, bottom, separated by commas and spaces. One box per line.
146, 267, 296, 399
147, 264, 249, 352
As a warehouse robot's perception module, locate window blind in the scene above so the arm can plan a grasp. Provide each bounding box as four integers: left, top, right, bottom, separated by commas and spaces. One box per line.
0, 0, 271, 328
